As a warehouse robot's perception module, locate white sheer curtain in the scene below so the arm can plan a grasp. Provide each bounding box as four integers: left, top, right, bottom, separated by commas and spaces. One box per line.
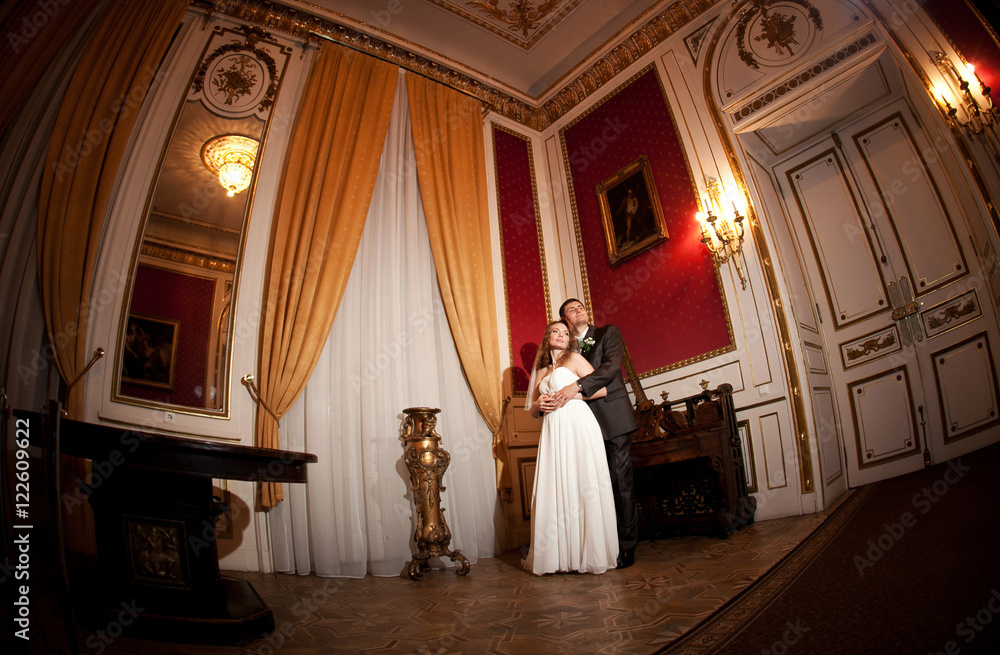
269, 71, 499, 578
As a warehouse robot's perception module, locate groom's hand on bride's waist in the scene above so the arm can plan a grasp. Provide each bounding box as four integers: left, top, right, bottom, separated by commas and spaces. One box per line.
552, 384, 578, 407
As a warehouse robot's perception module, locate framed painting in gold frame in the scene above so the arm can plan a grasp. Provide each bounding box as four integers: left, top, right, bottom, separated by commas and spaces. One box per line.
595, 155, 668, 266
121, 314, 179, 390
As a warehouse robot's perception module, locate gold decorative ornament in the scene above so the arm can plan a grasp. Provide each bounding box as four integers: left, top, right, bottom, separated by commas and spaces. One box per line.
196, 0, 717, 130
211, 54, 259, 106
932, 52, 1000, 163
734, 0, 823, 70
696, 179, 748, 290
465, 0, 565, 38
400, 407, 470, 580
127, 520, 186, 584
191, 25, 281, 114
701, 3, 813, 493
201, 135, 259, 197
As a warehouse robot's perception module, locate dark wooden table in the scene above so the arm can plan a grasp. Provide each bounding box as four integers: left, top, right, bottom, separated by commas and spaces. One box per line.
17, 407, 317, 644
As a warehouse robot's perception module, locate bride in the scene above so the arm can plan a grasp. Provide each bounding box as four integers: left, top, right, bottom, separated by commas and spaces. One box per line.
523, 319, 619, 575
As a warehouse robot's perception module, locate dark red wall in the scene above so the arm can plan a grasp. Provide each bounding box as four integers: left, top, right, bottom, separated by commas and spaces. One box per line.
495, 126, 548, 395
121, 264, 216, 407
561, 67, 731, 376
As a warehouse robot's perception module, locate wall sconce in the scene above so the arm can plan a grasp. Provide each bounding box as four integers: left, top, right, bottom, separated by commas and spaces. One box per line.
697, 179, 748, 290
932, 52, 1000, 162
202, 134, 260, 197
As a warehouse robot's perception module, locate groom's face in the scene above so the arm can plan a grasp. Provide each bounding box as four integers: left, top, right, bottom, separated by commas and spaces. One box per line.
562, 301, 589, 332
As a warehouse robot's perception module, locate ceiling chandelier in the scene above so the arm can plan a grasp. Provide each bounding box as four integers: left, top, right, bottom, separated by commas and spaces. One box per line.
201, 134, 259, 197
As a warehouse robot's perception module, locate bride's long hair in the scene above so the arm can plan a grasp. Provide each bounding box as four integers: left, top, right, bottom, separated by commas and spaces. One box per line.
535, 319, 579, 370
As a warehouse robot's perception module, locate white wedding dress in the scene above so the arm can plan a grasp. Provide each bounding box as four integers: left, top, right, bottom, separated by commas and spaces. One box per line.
523, 366, 619, 575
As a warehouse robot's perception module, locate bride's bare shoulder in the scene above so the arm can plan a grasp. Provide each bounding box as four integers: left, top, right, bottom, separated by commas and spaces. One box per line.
565, 352, 592, 372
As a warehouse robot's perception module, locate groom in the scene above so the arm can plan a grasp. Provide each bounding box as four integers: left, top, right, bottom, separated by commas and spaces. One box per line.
552, 298, 639, 568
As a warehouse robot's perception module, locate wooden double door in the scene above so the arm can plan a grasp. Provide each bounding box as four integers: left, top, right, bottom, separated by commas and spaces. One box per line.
774, 99, 1000, 486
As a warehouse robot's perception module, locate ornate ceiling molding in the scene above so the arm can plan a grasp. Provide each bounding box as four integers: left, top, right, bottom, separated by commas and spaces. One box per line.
442, 0, 581, 48
141, 241, 237, 274
730, 32, 880, 124
198, 0, 721, 130
539, 0, 719, 125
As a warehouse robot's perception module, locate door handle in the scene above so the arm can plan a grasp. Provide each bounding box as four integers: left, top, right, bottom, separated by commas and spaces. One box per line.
888, 276, 923, 345
890, 301, 921, 321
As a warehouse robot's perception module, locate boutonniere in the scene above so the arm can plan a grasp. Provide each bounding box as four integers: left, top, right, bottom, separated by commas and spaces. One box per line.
580, 336, 596, 353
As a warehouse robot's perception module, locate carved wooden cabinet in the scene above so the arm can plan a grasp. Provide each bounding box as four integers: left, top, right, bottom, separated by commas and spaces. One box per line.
630, 384, 756, 539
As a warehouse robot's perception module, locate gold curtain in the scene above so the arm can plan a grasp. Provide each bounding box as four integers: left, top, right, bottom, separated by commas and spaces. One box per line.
0, 0, 103, 136
255, 44, 397, 509
404, 74, 507, 491
36, 0, 189, 418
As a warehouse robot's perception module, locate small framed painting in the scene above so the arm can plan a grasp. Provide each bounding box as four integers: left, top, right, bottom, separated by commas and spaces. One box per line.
596, 155, 669, 266
121, 314, 179, 390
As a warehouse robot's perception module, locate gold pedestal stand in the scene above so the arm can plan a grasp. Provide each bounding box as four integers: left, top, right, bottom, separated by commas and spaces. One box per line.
401, 407, 470, 580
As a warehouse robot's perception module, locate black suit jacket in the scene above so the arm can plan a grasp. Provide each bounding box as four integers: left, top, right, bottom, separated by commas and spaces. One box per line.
577, 324, 637, 440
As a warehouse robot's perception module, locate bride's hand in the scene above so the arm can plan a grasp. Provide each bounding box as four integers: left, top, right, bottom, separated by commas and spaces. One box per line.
538, 393, 558, 413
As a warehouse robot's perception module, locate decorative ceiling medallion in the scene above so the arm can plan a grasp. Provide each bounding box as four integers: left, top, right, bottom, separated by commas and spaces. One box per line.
419, 0, 580, 49
209, 53, 265, 108
736, 0, 823, 70
191, 25, 280, 116
465, 0, 566, 38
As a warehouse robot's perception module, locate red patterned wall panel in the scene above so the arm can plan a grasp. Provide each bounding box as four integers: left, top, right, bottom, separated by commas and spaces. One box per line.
494, 125, 549, 396
561, 66, 732, 376
121, 264, 216, 407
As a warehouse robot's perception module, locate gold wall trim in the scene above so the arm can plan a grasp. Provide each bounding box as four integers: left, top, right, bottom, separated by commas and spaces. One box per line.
538, 0, 721, 127
197, 0, 721, 130
492, 123, 551, 398
849, 365, 919, 469
702, 3, 814, 494
922, 288, 982, 339
861, 0, 1000, 247
731, 32, 881, 124
840, 325, 901, 370
140, 241, 237, 274
558, 62, 736, 378
429, 0, 584, 50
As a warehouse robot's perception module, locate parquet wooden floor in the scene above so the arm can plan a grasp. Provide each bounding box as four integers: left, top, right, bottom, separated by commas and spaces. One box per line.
90, 502, 842, 654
